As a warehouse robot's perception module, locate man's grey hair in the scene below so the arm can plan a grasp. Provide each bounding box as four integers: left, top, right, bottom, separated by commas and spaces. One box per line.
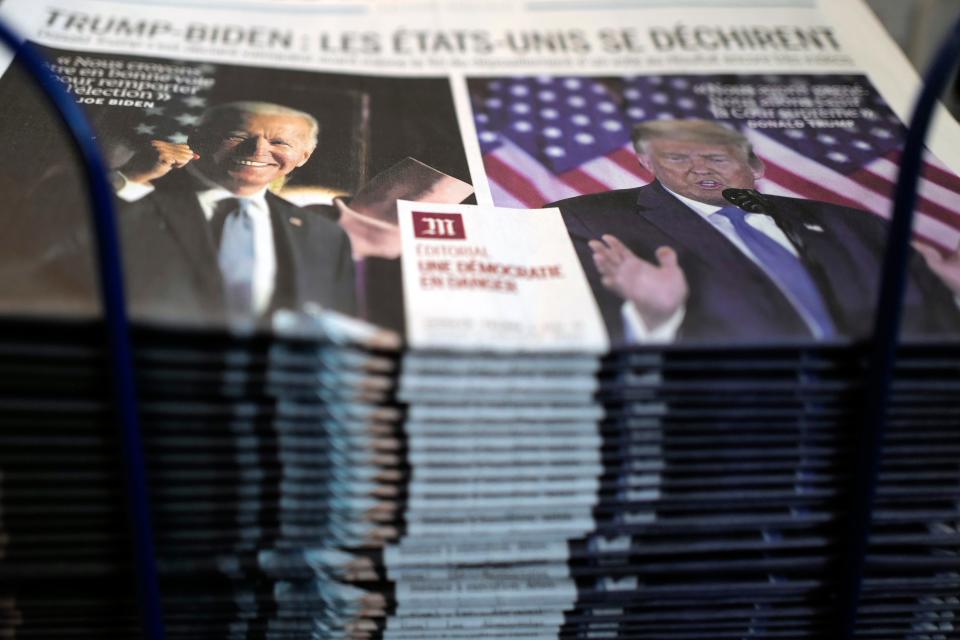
631, 119, 762, 170
198, 101, 320, 150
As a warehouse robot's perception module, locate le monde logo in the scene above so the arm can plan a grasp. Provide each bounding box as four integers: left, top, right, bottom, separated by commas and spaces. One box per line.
412, 211, 466, 240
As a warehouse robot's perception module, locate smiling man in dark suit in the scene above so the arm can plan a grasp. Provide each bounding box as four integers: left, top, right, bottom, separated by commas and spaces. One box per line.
113, 101, 355, 326
550, 119, 959, 345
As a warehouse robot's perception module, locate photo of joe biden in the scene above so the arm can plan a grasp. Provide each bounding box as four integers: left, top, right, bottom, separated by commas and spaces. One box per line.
112, 100, 356, 326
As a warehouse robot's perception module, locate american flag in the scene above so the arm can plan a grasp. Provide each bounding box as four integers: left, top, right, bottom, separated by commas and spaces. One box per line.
470, 74, 960, 251
128, 63, 219, 145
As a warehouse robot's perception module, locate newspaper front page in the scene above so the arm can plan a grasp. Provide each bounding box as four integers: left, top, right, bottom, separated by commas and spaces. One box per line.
0, 0, 959, 349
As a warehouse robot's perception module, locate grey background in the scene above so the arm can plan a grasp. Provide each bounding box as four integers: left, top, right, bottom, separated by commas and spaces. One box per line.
867, 0, 960, 116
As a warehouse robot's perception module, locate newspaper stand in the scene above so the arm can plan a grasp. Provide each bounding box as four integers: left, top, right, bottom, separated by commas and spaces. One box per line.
0, 19, 165, 640
0, 12, 958, 640
831, 14, 960, 639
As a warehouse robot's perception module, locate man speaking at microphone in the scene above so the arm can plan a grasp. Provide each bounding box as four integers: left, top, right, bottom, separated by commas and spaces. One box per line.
550, 119, 960, 344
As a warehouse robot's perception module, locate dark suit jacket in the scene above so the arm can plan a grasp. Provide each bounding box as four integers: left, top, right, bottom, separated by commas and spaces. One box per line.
117, 171, 356, 326
550, 181, 960, 345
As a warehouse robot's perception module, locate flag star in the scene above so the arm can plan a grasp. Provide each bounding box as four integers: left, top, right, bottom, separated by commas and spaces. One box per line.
597, 101, 616, 113
134, 123, 156, 136
542, 127, 562, 139
545, 145, 565, 157
182, 96, 207, 108
144, 106, 165, 116
167, 132, 189, 143
174, 113, 201, 126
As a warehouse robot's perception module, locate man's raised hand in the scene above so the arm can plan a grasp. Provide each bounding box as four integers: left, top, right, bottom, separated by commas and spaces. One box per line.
123, 140, 200, 185
588, 234, 689, 330
914, 240, 960, 297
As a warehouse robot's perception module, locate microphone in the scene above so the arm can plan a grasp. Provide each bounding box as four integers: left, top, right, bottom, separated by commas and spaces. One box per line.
722, 187, 807, 253
722, 188, 773, 214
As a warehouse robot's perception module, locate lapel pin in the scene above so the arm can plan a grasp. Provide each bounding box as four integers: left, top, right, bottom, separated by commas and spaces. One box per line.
289, 217, 303, 227
803, 223, 824, 232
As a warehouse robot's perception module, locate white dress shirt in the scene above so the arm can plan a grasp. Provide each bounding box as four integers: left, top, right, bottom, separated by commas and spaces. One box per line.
114, 169, 277, 315
622, 186, 821, 343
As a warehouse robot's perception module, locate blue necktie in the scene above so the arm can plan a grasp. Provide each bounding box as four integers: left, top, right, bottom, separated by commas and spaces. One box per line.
217, 198, 256, 318
713, 206, 836, 338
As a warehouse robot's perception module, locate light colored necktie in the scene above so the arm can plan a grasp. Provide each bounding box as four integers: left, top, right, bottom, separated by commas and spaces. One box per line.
216, 198, 256, 318
713, 206, 836, 338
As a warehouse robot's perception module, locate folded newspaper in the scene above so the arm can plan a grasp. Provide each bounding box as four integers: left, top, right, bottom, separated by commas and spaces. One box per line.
0, 0, 957, 348
1, 1, 959, 639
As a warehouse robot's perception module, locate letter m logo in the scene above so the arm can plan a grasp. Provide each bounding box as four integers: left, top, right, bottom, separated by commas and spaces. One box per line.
412, 212, 466, 240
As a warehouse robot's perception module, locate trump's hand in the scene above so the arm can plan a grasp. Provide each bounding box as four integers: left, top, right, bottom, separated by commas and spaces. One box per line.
914, 240, 960, 296
588, 234, 688, 331
123, 140, 199, 185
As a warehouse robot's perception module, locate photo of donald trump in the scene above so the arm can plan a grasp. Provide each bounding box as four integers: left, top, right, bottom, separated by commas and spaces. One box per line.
550, 119, 960, 345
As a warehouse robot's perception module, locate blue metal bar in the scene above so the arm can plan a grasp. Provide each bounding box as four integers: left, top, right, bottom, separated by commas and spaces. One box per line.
834, 13, 960, 639
0, 21, 165, 640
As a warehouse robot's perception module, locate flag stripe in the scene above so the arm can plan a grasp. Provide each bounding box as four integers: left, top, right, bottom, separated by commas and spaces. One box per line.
609, 147, 654, 182
580, 155, 649, 191
850, 166, 960, 231
560, 167, 612, 195
893, 150, 960, 193
868, 158, 960, 218
483, 154, 546, 208
748, 131, 895, 215
755, 178, 806, 199
761, 160, 869, 212
488, 179, 528, 209
924, 162, 960, 192
488, 140, 580, 204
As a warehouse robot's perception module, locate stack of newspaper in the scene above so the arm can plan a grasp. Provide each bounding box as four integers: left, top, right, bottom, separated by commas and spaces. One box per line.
1, 0, 960, 637
0, 314, 405, 637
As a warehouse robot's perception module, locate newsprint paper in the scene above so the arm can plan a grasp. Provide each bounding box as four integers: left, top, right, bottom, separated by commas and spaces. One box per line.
0, 0, 959, 350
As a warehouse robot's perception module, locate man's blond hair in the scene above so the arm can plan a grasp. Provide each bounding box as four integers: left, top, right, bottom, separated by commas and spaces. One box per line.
631, 119, 762, 170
